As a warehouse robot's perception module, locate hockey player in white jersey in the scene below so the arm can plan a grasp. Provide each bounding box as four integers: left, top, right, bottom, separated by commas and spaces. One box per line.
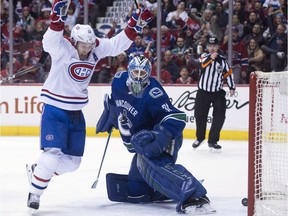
26, 0, 154, 213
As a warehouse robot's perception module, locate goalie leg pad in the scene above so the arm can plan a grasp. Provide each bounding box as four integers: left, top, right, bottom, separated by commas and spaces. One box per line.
106, 173, 128, 202
106, 155, 170, 204
136, 153, 207, 203
106, 173, 163, 203
127, 154, 161, 203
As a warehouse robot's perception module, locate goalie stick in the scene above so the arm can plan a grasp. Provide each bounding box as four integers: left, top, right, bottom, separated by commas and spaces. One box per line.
0, 51, 49, 84
91, 129, 112, 189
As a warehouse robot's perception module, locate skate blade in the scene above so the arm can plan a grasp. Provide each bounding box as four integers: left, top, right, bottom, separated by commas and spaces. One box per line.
185, 204, 216, 215
209, 148, 221, 153
27, 208, 36, 215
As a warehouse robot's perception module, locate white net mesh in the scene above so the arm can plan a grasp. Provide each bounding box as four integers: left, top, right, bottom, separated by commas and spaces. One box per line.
253, 71, 288, 216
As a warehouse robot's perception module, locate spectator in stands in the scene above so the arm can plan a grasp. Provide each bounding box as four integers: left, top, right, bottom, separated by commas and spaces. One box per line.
262, 10, 286, 40
144, 41, 156, 65
193, 32, 209, 58
242, 23, 266, 47
151, 25, 176, 53
21, 40, 45, 83
171, 36, 188, 67
251, 0, 266, 22
110, 52, 128, 78
23, 40, 43, 67
261, 23, 287, 71
185, 8, 201, 35
142, 25, 153, 47
246, 38, 265, 82
194, 22, 217, 45
65, 1, 80, 32
190, 8, 223, 41
1, 19, 24, 65
21, 6, 35, 41
28, 21, 46, 42
175, 65, 195, 84
0, 0, 9, 21
233, 0, 247, 24
183, 28, 195, 49
126, 35, 146, 58
221, 27, 248, 84
227, 14, 244, 39
144, 0, 157, 11
36, 1, 52, 31
243, 11, 261, 36
214, 1, 228, 35
151, 61, 172, 84
162, 50, 180, 83
27, 1, 38, 19
185, 0, 202, 13
161, 0, 176, 25
165, 1, 188, 30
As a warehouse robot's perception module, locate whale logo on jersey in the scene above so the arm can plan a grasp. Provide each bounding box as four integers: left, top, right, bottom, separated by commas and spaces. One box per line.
118, 110, 132, 136
68, 62, 94, 82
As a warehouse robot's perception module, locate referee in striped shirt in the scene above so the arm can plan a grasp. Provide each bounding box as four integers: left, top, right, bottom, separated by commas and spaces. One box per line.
192, 37, 236, 150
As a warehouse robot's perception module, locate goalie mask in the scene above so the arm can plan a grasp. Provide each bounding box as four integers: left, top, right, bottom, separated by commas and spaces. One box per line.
126, 55, 151, 98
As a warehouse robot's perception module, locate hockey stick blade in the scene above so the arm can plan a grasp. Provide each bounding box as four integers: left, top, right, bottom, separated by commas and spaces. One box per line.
91, 130, 112, 189
91, 179, 99, 189
0, 51, 49, 84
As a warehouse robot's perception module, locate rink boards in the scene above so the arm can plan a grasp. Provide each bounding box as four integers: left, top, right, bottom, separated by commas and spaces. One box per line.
0, 84, 249, 140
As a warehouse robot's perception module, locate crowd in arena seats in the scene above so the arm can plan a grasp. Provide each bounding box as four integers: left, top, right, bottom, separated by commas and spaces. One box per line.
0, 0, 287, 84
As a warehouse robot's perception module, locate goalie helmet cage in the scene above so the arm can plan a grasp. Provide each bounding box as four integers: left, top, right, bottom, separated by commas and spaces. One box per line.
248, 71, 288, 216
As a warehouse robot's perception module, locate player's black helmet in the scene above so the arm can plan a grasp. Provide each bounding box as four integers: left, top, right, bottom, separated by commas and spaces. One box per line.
126, 55, 151, 98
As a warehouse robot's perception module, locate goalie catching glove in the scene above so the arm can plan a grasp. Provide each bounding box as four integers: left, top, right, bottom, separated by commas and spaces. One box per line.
127, 8, 154, 34
131, 125, 172, 158
96, 94, 118, 134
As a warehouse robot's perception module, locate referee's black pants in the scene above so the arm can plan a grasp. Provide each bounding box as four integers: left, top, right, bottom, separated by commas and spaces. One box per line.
194, 89, 226, 144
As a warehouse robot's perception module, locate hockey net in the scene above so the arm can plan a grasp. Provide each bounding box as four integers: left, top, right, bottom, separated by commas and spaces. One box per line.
248, 71, 288, 216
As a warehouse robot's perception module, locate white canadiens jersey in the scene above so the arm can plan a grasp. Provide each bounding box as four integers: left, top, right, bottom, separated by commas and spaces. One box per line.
40, 27, 133, 111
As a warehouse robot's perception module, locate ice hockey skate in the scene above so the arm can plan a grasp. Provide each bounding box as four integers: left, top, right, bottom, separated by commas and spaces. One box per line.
192, 139, 204, 149
182, 195, 216, 215
27, 193, 40, 214
26, 164, 40, 214
208, 143, 222, 152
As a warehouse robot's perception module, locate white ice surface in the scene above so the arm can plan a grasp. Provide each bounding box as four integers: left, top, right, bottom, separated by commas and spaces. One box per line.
0, 136, 248, 216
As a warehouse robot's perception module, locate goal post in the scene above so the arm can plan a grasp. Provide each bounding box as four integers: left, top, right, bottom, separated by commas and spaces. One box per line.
248, 71, 288, 216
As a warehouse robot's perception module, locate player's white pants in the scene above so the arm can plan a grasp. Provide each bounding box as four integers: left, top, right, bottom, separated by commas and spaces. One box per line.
29, 148, 81, 196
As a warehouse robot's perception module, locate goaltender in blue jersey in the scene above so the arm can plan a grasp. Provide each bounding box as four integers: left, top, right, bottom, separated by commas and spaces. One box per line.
96, 55, 215, 214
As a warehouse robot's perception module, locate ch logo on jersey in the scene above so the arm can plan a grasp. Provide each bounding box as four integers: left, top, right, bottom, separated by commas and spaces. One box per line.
118, 110, 132, 136
68, 62, 94, 82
